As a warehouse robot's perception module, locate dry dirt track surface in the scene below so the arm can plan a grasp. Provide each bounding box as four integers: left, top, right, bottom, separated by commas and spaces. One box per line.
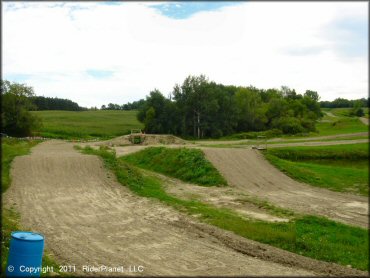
360, 117, 369, 126
204, 148, 368, 228
3, 140, 317, 276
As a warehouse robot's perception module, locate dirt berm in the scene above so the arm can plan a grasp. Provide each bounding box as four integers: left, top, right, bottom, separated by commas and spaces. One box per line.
97, 134, 188, 147
204, 148, 368, 228
4, 140, 323, 276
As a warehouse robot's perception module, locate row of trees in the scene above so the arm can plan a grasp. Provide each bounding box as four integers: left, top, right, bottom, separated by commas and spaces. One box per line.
137, 75, 323, 138
101, 100, 145, 111
320, 98, 369, 108
30, 96, 86, 111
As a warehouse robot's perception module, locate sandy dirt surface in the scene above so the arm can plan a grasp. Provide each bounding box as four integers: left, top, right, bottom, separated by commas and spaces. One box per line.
152, 171, 290, 223
203, 148, 368, 228
324, 111, 338, 118
3, 140, 321, 276
360, 117, 369, 126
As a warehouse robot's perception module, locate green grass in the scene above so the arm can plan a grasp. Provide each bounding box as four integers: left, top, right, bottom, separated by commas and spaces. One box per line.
315, 117, 368, 136
265, 144, 369, 196
31, 110, 143, 139
1, 139, 63, 276
327, 107, 369, 118
80, 146, 369, 271
122, 147, 227, 186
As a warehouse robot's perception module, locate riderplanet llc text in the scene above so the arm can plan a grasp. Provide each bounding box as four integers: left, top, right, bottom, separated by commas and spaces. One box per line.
82, 265, 145, 273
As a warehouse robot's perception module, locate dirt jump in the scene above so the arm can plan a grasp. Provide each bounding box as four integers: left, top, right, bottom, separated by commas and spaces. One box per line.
4, 140, 322, 276
203, 148, 368, 228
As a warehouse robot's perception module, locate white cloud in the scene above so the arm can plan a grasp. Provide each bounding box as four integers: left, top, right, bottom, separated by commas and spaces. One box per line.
2, 1, 368, 107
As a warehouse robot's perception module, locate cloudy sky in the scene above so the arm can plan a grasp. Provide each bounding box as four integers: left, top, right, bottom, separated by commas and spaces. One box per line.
3, 1, 368, 108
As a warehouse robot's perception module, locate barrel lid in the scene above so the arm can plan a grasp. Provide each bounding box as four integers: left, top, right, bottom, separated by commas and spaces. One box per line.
11, 231, 44, 241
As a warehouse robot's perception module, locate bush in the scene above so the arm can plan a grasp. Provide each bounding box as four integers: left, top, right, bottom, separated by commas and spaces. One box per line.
1, 81, 42, 137
272, 117, 304, 134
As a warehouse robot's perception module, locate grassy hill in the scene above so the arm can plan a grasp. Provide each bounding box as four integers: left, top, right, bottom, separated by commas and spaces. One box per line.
31, 110, 143, 139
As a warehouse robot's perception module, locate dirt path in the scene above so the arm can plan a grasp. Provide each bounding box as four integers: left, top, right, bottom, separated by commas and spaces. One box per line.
194, 133, 368, 146
360, 117, 369, 126
325, 111, 338, 118
4, 140, 317, 276
203, 148, 368, 228
266, 138, 369, 148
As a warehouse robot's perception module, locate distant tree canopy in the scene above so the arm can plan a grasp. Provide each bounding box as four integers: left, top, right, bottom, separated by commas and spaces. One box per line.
100, 99, 146, 111
320, 97, 369, 108
1, 80, 42, 136
137, 75, 323, 138
30, 96, 86, 111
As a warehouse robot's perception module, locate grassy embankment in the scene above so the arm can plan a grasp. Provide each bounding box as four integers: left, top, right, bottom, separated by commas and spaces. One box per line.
212, 108, 368, 141
322, 107, 369, 118
1, 139, 62, 276
264, 143, 369, 196
79, 145, 368, 271
122, 147, 227, 186
31, 110, 143, 139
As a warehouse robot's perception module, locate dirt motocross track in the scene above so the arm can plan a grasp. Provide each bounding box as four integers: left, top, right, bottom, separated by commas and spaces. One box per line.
203, 148, 368, 228
3, 140, 320, 276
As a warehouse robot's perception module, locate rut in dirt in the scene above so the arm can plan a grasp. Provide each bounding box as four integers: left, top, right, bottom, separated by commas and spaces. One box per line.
204, 148, 368, 228
3, 140, 318, 276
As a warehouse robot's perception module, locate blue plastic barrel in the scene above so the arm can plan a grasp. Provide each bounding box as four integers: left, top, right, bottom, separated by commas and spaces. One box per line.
6, 231, 44, 277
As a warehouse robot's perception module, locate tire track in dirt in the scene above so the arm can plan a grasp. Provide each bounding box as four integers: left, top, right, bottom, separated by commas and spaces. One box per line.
203, 148, 368, 228
3, 140, 316, 276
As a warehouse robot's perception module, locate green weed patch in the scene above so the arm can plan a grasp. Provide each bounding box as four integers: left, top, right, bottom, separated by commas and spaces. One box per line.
122, 147, 227, 186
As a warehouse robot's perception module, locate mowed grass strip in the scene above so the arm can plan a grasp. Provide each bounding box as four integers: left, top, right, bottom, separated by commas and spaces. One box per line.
265, 144, 369, 196
80, 146, 369, 271
315, 117, 368, 136
1, 139, 63, 276
122, 147, 227, 186
31, 110, 143, 139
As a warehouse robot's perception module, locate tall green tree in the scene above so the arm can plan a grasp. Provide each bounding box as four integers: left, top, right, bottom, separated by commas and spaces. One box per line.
1, 80, 42, 136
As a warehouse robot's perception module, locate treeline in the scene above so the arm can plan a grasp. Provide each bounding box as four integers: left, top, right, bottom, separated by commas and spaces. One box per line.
30, 96, 87, 111
100, 99, 145, 111
320, 98, 369, 108
137, 75, 322, 139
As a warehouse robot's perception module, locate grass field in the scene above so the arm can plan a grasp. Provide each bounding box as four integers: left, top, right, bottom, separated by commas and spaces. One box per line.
30, 106, 368, 141
315, 117, 367, 136
80, 146, 369, 271
265, 143, 369, 196
120, 147, 227, 186
31, 110, 143, 139
322, 107, 369, 118
1, 139, 62, 276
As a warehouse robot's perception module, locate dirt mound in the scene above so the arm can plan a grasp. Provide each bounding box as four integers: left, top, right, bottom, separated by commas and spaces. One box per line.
204, 148, 368, 228
99, 134, 187, 147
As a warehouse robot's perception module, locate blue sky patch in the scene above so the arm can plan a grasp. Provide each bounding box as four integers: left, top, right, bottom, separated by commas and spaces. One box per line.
324, 16, 367, 58
86, 69, 114, 79
152, 1, 241, 19
3, 73, 32, 83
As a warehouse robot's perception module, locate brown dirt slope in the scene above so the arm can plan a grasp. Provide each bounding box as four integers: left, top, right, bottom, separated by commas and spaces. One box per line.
4, 140, 317, 276
203, 148, 368, 228
97, 134, 188, 147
